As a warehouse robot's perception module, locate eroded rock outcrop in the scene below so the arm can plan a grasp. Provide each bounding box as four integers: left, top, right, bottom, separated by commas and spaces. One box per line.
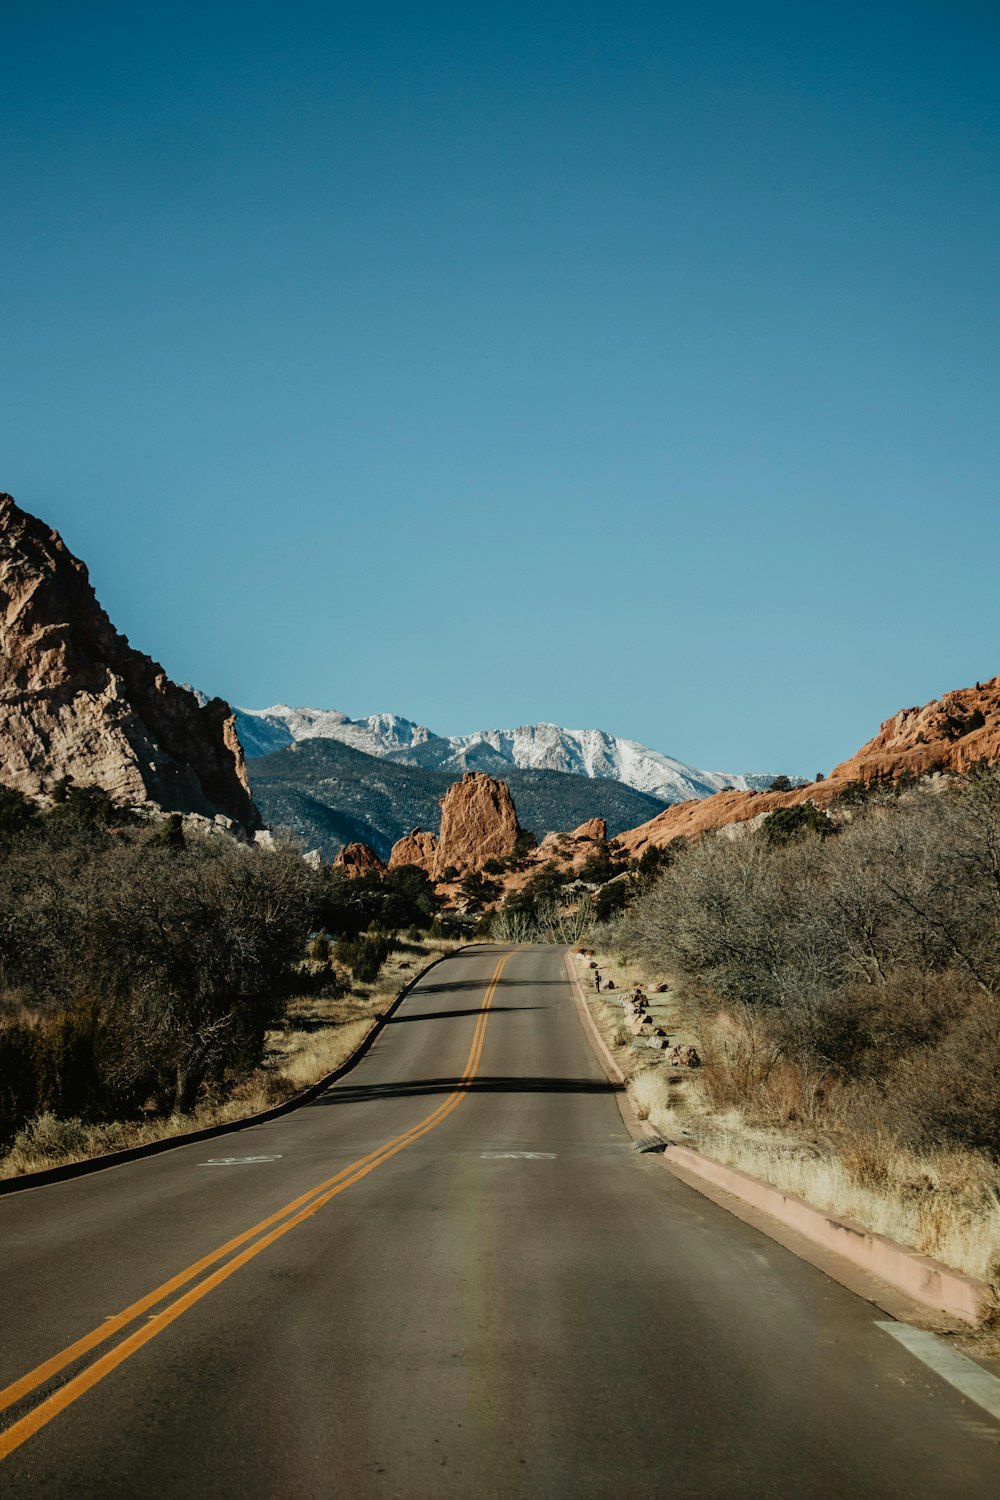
433, 772, 520, 878
388, 827, 439, 874
569, 817, 607, 841
616, 676, 1000, 857
333, 842, 386, 879
0, 494, 259, 830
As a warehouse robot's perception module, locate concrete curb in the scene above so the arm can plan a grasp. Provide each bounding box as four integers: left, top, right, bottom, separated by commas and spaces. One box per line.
0, 945, 466, 1197
663, 1146, 995, 1327
562, 951, 660, 1144
563, 951, 626, 1086
564, 949, 995, 1328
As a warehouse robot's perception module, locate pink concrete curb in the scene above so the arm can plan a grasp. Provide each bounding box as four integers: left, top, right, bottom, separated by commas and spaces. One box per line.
563, 951, 626, 1086
664, 1145, 995, 1326
563, 951, 664, 1146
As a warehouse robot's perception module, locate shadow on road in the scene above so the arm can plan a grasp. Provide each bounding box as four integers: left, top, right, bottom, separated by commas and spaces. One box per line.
389, 1006, 542, 1024
312, 1075, 621, 1105
416, 978, 567, 996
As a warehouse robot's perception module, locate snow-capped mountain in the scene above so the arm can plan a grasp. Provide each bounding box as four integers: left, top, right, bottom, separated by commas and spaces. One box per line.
234, 705, 789, 806
234, 706, 434, 760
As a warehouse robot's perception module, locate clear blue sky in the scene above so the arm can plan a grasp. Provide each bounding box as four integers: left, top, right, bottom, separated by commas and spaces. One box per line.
2, 1, 997, 777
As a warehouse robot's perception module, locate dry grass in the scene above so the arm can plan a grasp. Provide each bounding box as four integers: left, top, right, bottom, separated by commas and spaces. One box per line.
579, 945, 1000, 1297
277, 1019, 376, 1091
696, 1124, 1000, 1288
629, 1067, 690, 1137
0, 936, 463, 1181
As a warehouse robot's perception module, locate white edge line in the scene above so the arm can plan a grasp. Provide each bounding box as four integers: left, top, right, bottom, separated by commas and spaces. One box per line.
876, 1321, 1000, 1423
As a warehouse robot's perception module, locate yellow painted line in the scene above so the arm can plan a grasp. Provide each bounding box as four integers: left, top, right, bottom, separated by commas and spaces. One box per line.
0, 952, 510, 1463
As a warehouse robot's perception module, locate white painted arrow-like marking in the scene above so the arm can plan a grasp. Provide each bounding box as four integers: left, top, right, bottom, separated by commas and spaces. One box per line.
480, 1151, 557, 1160
199, 1155, 283, 1166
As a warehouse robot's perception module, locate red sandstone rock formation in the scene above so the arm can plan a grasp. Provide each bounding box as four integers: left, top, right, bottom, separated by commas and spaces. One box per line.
569, 817, 607, 841
433, 772, 520, 879
0, 494, 259, 830
616, 675, 1000, 857
388, 827, 439, 873
333, 842, 387, 879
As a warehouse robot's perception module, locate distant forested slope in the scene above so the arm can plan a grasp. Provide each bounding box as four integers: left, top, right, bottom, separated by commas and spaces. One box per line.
249, 739, 668, 859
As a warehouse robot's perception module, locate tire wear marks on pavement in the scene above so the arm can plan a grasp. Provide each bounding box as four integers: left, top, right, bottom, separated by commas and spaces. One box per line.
0, 953, 511, 1464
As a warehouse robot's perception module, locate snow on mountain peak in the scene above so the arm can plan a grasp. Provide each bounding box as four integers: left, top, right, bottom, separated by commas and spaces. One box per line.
233, 704, 790, 807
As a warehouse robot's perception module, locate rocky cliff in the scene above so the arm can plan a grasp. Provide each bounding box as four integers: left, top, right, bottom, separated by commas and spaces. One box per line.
433, 772, 521, 878
0, 494, 259, 830
616, 676, 1000, 857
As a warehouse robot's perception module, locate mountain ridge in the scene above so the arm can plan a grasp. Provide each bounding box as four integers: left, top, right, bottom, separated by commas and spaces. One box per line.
616, 673, 1000, 856
247, 737, 671, 860
235, 703, 791, 807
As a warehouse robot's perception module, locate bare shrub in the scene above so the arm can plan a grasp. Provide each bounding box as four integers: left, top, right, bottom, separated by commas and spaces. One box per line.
887, 994, 1000, 1154
0, 818, 322, 1138
618, 769, 1000, 1156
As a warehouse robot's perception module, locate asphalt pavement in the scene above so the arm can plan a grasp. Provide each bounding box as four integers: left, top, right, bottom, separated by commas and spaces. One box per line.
1, 943, 997, 1498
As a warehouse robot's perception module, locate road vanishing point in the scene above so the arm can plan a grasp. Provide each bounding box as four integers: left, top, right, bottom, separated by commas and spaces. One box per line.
1, 944, 998, 1497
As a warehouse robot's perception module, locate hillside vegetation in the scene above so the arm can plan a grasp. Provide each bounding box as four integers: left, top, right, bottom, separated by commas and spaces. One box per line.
617, 769, 1000, 1156
0, 784, 452, 1172
249, 737, 669, 858
599, 769, 1000, 1287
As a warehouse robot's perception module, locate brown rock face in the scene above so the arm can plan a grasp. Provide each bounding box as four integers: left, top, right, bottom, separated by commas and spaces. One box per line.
0, 494, 259, 830
388, 827, 439, 874
569, 817, 607, 841
333, 842, 386, 879
616, 675, 1000, 857
433, 772, 520, 878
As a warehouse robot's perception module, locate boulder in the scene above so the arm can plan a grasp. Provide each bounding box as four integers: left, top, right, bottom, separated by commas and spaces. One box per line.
667, 1044, 701, 1068
569, 817, 608, 842
388, 827, 438, 875
333, 842, 386, 880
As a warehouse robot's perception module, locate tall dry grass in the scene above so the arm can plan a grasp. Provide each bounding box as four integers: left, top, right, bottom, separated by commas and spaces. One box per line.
581, 945, 1000, 1295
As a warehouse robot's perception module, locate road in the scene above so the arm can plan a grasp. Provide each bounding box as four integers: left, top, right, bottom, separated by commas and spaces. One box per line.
0, 943, 997, 1498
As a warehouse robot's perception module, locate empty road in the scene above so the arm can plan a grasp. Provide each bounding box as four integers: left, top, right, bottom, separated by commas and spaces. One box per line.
0, 944, 997, 1497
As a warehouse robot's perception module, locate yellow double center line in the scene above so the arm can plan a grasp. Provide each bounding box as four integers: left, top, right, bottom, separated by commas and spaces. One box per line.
0, 951, 511, 1463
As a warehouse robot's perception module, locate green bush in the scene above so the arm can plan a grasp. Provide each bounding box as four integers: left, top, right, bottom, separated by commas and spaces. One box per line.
759, 802, 833, 845
595, 880, 629, 923
334, 929, 393, 985
578, 840, 623, 885
458, 871, 500, 907
309, 932, 331, 962
0, 1025, 42, 1144
148, 813, 185, 850
0, 784, 39, 837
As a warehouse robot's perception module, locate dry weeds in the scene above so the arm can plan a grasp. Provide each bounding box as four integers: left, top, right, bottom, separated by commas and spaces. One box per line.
0, 936, 463, 1181
579, 946, 1000, 1296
